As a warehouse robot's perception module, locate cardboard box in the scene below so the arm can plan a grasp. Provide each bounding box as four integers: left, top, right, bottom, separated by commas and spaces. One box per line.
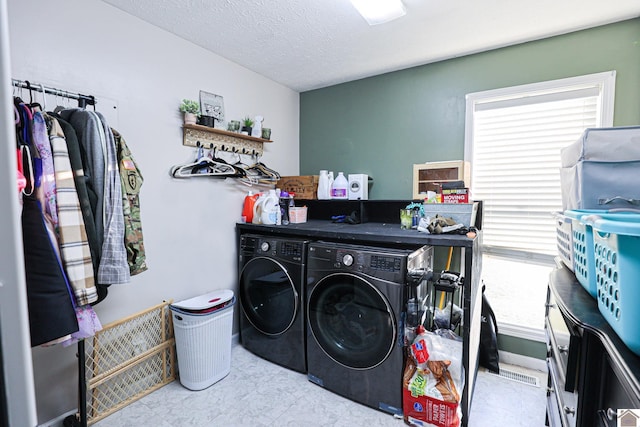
442, 188, 469, 204
277, 175, 319, 200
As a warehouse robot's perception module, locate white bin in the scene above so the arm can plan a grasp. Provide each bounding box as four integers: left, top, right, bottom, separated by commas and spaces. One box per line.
170, 290, 235, 391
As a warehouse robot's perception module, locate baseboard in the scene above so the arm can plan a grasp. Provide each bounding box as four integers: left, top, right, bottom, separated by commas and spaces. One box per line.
499, 350, 547, 372
38, 409, 77, 427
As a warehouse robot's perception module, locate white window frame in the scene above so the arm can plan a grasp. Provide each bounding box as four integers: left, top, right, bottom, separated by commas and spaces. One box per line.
463, 71, 616, 335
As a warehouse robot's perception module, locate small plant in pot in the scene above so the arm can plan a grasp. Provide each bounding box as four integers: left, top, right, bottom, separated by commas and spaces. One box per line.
241, 116, 254, 135
179, 99, 200, 125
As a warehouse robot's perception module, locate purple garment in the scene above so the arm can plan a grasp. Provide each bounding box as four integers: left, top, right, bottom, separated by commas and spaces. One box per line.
32, 112, 58, 227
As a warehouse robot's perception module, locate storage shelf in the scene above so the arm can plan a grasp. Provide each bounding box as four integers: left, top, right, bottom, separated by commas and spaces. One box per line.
182, 124, 272, 156
412, 160, 470, 200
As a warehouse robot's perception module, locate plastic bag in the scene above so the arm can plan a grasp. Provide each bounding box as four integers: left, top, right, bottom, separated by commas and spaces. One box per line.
403, 326, 464, 427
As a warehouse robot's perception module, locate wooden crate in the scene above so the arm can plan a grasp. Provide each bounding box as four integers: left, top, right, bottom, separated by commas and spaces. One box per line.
277, 175, 319, 200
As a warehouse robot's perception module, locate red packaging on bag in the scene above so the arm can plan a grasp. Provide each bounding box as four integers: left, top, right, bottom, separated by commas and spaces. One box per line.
403, 390, 460, 427
403, 326, 462, 427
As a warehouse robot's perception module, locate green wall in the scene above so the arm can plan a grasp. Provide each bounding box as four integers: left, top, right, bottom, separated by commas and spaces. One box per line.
300, 18, 640, 199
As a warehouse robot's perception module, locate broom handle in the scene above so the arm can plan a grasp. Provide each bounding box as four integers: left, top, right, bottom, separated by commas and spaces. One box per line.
438, 246, 454, 309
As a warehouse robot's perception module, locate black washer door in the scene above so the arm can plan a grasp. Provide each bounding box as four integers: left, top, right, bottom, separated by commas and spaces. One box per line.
308, 273, 396, 369
240, 256, 297, 336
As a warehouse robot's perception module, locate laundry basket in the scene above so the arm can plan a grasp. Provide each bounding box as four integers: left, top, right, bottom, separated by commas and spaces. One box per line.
584, 214, 640, 356
567, 210, 640, 298
170, 290, 235, 391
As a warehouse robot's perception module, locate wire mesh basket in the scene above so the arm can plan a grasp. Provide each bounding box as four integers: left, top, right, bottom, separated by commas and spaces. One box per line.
85, 301, 176, 425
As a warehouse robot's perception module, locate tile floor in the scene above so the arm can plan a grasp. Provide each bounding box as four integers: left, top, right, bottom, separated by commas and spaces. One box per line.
93, 344, 547, 426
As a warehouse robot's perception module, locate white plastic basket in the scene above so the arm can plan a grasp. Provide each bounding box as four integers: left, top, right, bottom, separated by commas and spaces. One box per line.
170, 291, 235, 391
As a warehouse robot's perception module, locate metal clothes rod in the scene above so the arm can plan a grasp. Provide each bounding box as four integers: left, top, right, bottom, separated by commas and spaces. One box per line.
11, 78, 96, 108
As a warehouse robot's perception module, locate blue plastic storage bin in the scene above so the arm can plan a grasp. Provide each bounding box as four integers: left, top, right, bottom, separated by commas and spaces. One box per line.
564, 210, 640, 298
564, 210, 605, 297
586, 215, 640, 356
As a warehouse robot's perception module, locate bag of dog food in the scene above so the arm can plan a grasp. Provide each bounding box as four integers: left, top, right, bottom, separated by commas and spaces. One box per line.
403, 326, 464, 427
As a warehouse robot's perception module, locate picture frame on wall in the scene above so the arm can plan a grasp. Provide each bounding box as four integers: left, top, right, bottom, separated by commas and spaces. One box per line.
199, 90, 225, 129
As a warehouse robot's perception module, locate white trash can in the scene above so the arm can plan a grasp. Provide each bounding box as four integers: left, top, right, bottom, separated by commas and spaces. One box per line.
170, 289, 235, 391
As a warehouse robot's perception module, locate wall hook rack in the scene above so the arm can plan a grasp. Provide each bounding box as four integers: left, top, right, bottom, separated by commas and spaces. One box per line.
182, 124, 271, 157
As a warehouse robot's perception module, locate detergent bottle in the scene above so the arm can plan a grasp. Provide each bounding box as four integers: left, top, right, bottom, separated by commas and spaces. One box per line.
242, 191, 259, 223
260, 189, 280, 225
318, 170, 330, 199
331, 172, 348, 199
252, 192, 266, 224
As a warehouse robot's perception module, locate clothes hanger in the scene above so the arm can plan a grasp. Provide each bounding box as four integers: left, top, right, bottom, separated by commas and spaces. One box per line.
246, 155, 281, 182
170, 156, 240, 178
170, 146, 241, 179
38, 83, 47, 111
52, 90, 66, 114
25, 80, 43, 112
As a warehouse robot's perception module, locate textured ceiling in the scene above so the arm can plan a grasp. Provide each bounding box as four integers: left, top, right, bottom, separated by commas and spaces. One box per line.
100, 0, 640, 92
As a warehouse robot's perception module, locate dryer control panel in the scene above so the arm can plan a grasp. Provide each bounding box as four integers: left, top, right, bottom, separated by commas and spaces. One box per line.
327, 248, 405, 283
308, 243, 433, 285
240, 234, 307, 263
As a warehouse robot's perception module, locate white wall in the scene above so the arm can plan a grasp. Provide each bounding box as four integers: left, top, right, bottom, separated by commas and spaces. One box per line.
7, 0, 300, 423
0, 0, 38, 425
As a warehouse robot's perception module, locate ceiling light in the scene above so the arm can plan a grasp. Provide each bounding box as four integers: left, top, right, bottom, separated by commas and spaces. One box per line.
350, 0, 406, 26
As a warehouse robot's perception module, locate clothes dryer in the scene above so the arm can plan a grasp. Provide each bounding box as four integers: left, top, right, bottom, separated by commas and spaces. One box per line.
306, 242, 433, 416
238, 234, 308, 373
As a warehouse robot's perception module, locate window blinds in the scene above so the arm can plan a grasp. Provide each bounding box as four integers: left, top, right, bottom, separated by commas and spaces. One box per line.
467, 72, 615, 259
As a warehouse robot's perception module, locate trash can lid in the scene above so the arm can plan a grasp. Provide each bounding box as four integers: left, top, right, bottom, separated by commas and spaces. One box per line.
171, 289, 234, 312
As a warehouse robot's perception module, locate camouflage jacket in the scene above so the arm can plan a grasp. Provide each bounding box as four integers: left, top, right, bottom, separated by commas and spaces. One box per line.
112, 129, 148, 275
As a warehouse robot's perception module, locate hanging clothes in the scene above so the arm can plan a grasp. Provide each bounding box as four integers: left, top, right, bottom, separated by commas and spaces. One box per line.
22, 195, 79, 346
46, 115, 97, 305
112, 129, 148, 275
31, 112, 59, 228
16, 103, 78, 346
58, 109, 106, 247
94, 111, 130, 285
51, 113, 106, 301
59, 109, 130, 286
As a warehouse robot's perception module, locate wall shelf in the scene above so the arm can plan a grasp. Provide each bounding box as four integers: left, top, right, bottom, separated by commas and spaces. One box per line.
182, 124, 272, 157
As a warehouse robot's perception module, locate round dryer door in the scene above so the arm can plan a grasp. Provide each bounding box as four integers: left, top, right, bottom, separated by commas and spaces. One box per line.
308, 272, 396, 370
240, 257, 298, 336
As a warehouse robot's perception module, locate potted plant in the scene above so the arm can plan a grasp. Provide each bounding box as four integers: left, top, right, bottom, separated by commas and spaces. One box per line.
179, 99, 200, 125
241, 116, 254, 135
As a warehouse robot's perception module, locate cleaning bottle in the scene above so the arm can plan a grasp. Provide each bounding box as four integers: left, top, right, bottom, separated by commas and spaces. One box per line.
260, 189, 280, 225
328, 171, 334, 198
252, 192, 266, 224
331, 172, 348, 199
279, 190, 290, 225
242, 191, 259, 223
318, 170, 330, 199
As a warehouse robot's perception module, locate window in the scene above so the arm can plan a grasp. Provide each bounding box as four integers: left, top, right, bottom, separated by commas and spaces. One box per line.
465, 71, 616, 331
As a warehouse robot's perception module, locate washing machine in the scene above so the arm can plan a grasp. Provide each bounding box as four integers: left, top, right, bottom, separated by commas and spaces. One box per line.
306, 242, 433, 416
238, 234, 308, 373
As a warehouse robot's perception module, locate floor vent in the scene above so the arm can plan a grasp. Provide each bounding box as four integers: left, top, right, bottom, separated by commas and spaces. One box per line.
489, 368, 540, 387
